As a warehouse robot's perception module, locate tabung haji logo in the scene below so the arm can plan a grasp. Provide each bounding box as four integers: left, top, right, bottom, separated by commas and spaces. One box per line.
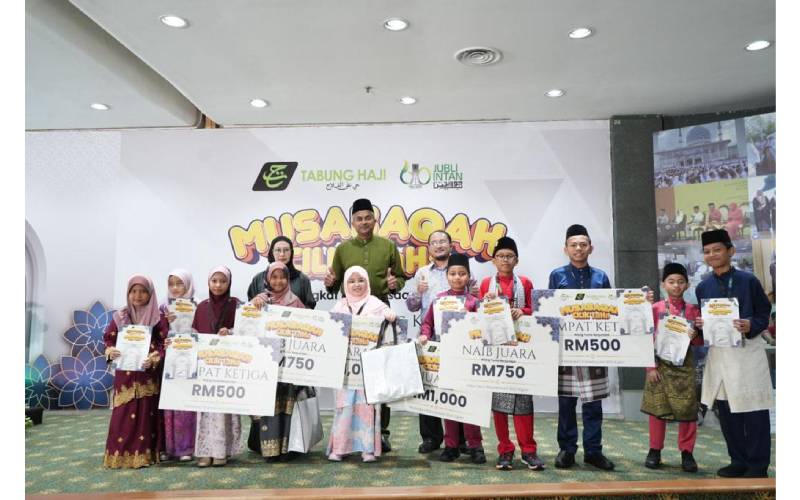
400, 160, 463, 190
253, 162, 298, 191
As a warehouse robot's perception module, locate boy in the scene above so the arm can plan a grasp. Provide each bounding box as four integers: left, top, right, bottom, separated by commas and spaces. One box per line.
478, 236, 544, 471
548, 224, 615, 471
641, 263, 702, 472
419, 253, 486, 465
695, 229, 773, 478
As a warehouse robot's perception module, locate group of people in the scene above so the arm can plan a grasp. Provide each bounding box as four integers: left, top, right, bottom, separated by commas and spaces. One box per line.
102, 197, 773, 479
658, 202, 748, 243
654, 160, 748, 188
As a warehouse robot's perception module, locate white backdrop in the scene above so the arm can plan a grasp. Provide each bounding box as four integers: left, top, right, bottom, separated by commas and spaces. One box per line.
27, 120, 619, 413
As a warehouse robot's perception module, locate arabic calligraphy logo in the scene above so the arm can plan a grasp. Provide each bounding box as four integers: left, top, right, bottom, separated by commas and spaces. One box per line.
252, 162, 298, 191
400, 161, 431, 188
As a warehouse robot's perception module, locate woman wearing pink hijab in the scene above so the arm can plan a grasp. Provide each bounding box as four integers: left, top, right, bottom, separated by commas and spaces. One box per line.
326, 266, 397, 463
725, 202, 745, 240
103, 274, 169, 468
159, 269, 197, 462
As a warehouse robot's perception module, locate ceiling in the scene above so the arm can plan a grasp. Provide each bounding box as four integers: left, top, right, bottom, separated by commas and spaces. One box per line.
26, 0, 775, 130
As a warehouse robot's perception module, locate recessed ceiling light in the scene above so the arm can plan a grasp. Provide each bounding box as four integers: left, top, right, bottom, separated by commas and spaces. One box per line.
90, 103, 110, 111
160, 15, 189, 28
568, 27, 593, 39
399, 96, 417, 105
745, 40, 771, 51
250, 99, 269, 108
383, 18, 409, 31
545, 89, 565, 98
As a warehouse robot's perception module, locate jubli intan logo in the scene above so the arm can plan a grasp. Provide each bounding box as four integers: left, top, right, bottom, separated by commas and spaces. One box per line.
253, 162, 298, 191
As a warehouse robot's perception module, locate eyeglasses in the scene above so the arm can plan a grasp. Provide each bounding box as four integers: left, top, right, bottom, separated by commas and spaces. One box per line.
494, 254, 516, 261
429, 240, 450, 247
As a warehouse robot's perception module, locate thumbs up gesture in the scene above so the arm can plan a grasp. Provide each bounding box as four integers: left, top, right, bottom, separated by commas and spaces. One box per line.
324, 266, 336, 288
386, 267, 398, 291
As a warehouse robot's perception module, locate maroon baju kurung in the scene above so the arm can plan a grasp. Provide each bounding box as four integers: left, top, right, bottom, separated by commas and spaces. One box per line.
102, 315, 168, 468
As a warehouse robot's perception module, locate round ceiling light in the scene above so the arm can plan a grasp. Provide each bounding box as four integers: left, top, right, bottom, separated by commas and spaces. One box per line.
745, 40, 771, 51
454, 46, 503, 66
250, 99, 269, 108
160, 15, 189, 28
383, 18, 409, 31
90, 103, 110, 111
568, 27, 593, 39
399, 96, 417, 105
545, 89, 565, 98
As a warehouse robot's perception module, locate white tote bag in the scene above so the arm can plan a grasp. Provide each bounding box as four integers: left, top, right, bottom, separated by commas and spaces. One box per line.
287, 388, 323, 453
361, 320, 424, 404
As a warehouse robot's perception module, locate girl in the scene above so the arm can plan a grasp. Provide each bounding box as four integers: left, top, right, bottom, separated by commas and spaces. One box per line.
249, 262, 310, 461
419, 253, 486, 465
160, 269, 196, 462
327, 266, 396, 462
103, 275, 169, 468
640, 263, 702, 473
247, 236, 316, 309
192, 266, 242, 467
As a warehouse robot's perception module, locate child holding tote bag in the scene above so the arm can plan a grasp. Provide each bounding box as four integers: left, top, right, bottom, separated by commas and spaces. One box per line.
159, 269, 197, 462
418, 253, 487, 465
103, 275, 169, 468
191, 266, 243, 467
249, 262, 311, 461
326, 265, 397, 463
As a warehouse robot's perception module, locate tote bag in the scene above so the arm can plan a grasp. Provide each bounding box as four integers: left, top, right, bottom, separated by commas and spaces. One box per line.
361, 320, 424, 404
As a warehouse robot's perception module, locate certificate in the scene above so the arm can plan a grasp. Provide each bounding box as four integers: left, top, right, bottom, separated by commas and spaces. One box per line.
477, 297, 516, 345
344, 315, 383, 389
234, 302, 268, 337
159, 333, 282, 416
701, 298, 742, 347
533, 289, 656, 367
390, 341, 493, 427
438, 313, 559, 396
264, 305, 351, 389
433, 295, 466, 335
113, 325, 152, 372
656, 315, 692, 365
168, 298, 196, 334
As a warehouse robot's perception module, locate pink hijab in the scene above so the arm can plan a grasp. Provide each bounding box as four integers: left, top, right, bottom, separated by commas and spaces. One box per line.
167, 268, 195, 299
264, 262, 304, 308
113, 275, 161, 327
331, 266, 389, 316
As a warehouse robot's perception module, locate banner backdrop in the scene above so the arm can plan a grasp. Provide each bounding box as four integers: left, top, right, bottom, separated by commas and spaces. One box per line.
27, 120, 618, 413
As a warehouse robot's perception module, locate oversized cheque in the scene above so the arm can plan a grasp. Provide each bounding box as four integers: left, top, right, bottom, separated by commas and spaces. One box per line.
343, 314, 383, 389
438, 312, 559, 396
533, 288, 656, 367
159, 333, 282, 416
264, 305, 351, 389
389, 341, 492, 427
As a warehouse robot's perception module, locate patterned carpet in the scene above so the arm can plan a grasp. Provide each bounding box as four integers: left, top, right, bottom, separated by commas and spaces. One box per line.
25, 410, 775, 496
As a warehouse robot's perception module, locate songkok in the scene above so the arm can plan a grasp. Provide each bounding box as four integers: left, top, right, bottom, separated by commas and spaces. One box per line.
493, 236, 518, 257
351, 198, 374, 214
447, 253, 470, 273
662, 262, 688, 281
566, 224, 589, 240
701, 229, 732, 248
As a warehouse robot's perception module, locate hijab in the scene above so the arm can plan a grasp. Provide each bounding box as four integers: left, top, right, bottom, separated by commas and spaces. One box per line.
113, 274, 161, 328
331, 266, 389, 317
208, 265, 233, 320
162, 268, 195, 309
267, 236, 300, 280
265, 262, 304, 308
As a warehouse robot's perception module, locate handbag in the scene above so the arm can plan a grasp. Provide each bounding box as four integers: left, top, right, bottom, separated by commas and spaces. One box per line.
361, 320, 424, 404
287, 387, 323, 453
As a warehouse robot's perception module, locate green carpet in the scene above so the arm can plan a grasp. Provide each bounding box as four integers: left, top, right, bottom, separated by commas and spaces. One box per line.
25, 410, 775, 496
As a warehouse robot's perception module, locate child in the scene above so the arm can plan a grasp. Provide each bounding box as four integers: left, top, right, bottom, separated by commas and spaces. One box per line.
250, 262, 309, 461
160, 269, 197, 462
478, 236, 543, 471
192, 266, 242, 467
695, 229, 773, 478
640, 263, 702, 472
327, 265, 397, 462
103, 275, 169, 468
419, 253, 486, 465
